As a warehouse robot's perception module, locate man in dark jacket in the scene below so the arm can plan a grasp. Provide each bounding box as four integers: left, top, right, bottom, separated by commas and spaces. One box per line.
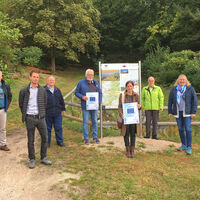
75, 69, 102, 145
44, 76, 65, 147
19, 70, 51, 169
0, 71, 12, 151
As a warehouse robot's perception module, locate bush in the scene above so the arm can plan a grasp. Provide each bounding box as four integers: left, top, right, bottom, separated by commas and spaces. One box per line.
142, 45, 170, 79
16, 46, 43, 67
143, 47, 200, 91
0, 60, 14, 85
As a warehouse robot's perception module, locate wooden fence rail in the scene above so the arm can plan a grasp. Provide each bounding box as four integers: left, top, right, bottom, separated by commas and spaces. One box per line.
64, 101, 200, 127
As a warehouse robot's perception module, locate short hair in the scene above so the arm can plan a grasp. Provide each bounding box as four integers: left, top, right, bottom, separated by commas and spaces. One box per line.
30, 70, 39, 77
125, 80, 134, 87
148, 76, 155, 81
85, 69, 94, 77
174, 74, 191, 86
0, 71, 2, 76
47, 76, 55, 81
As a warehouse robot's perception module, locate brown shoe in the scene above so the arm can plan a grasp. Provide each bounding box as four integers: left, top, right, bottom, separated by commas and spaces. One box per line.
0, 145, 10, 151
126, 146, 131, 158
130, 146, 134, 158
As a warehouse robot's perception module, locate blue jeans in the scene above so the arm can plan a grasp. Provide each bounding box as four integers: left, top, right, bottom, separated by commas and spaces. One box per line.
45, 113, 63, 144
176, 111, 192, 148
82, 110, 98, 140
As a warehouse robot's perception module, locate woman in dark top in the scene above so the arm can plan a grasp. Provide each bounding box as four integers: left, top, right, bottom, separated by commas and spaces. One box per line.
118, 81, 141, 158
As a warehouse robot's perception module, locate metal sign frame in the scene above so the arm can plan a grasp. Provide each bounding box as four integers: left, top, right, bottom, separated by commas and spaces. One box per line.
99, 61, 142, 138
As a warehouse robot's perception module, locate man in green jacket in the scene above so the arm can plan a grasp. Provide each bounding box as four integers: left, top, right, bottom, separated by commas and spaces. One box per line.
142, 76, 164, 139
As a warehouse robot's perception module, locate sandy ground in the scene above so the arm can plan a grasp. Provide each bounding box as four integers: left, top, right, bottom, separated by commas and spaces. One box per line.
87, 136, 180, 152
0, 129, 180, 200
0, 128, 79, 200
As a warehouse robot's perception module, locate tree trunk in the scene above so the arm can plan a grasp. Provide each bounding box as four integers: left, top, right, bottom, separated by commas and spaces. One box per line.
51, 46, 56, 73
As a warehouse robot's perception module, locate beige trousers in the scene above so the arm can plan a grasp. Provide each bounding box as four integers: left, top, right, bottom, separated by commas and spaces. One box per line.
0, 109, 7, 146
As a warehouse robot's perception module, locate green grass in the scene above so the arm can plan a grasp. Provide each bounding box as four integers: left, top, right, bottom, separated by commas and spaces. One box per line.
47, 128, 200, 200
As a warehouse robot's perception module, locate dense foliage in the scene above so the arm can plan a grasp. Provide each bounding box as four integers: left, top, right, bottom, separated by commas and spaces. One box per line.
143, 46, 200, 91
0, 0, 199, 83
0, 11, 22, 63
1, 0, 100, 72
15, 46, 43, 67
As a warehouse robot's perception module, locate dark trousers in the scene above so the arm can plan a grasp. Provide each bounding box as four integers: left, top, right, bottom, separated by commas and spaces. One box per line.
45, 113, 63, 144
25, 116, 48, 160
124, 124, 136, 147
145, 110, 159, 138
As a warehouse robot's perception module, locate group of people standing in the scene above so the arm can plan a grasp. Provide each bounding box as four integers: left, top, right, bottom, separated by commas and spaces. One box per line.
75, 69, 198, 158
119, 74, 197, 158
0, 69, 198, 169
1, 70, 66, 169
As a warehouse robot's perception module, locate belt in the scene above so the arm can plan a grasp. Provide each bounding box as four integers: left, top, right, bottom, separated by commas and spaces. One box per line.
26, 114, 40, 119
0, 108, 5, 110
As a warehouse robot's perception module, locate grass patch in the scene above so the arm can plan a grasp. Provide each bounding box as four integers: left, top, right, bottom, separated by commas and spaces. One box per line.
106, 141, 115, 145
47, 128, 200, 200
169, 144, 176, 148
138, 141, 146, 149
97, 145, 107, 148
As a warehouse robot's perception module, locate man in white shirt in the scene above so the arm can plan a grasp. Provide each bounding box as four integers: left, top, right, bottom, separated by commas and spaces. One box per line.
19, 70, 51, 169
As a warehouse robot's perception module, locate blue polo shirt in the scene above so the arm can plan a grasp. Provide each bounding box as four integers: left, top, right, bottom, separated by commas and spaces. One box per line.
0, 82, 5, 108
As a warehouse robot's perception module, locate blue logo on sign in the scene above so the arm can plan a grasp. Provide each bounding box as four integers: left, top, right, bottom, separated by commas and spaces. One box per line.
90, 97, 96, 101
127, 108, 134, 114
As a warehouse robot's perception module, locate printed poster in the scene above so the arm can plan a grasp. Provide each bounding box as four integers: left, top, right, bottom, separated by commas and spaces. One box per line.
122, 102, 139, 124
101, 63, 139, 109
86, 92, 99, 110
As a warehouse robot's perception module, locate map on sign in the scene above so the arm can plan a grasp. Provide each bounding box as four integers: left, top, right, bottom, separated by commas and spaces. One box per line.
101, 63, 139, 109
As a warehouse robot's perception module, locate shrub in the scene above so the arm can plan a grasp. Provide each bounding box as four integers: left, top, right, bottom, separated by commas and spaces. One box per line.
16, 46, 43, 67
143, 47, 200, 91
142, 45, 170, 80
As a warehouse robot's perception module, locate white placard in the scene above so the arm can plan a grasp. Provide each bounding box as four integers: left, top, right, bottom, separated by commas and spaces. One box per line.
86, 92, 99, 110
123, 102, 139, 124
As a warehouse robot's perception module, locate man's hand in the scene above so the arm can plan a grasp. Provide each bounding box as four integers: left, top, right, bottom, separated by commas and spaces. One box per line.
191, 114, 196, 118
61, 111, 65, 116
142, 109, 145, 113
159, 109, 163, 113
168, 114, 173, 118
82, 96, 88, 101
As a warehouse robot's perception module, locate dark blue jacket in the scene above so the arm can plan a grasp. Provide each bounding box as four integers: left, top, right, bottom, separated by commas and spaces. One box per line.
1, 79, 12, 112
168, 86, 198, 116
44, 85, 65, 116
75, 78, 102, 110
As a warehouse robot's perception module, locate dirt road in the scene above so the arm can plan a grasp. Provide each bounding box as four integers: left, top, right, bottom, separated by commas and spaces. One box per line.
0, 129, 78, 200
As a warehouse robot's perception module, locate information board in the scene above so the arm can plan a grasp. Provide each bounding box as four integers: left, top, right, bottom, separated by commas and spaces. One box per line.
100, 63, 140, 109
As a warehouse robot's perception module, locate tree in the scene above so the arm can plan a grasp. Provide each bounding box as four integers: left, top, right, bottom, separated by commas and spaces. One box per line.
0, 11, 22, 63
170, 6, 200, 51
4, 0, 100, 73
145, 0, 200, 52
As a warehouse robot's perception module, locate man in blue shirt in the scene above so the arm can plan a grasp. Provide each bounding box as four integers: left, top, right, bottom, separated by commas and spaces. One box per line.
75, 69, 102, 145
44, 76, 66, 147
0, 71, 12, 151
